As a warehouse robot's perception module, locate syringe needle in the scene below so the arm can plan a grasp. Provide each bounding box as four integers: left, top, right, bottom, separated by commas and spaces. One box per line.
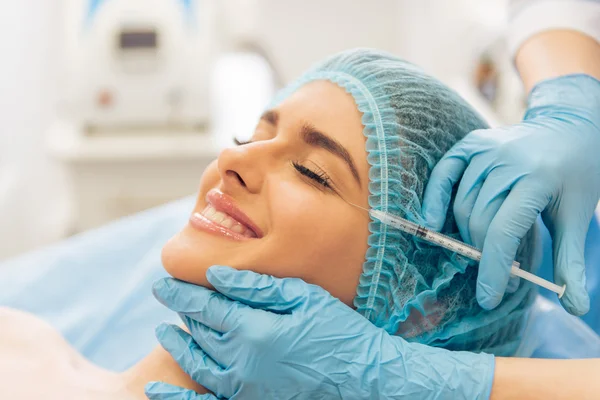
352, 205, 566, 298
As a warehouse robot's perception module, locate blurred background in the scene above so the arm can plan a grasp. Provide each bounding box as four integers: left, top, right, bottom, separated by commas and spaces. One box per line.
0, 0, 526, 260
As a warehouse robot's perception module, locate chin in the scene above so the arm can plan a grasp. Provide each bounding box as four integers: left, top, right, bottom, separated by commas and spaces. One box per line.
161, 227, 212, 288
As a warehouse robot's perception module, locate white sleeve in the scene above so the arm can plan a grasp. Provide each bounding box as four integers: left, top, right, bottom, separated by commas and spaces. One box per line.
508, 0, 600, 56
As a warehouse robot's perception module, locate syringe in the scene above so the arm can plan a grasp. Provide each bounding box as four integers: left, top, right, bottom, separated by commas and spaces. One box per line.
355, 205, 566, 298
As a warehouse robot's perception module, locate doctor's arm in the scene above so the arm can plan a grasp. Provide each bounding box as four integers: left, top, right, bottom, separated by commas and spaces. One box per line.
491, 357, 600, 399
516, 29, 600, 92
510, 0, 600, 90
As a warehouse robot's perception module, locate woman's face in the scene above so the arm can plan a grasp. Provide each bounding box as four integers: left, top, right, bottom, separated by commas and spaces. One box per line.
162, 81, 371, 305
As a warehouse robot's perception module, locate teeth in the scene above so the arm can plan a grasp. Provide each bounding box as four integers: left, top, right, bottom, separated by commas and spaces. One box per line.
212, 211, 227, 223
231, 224, 244, 234
221, 218, 234, 229
205, 206, 216, 218
201, 205, 256, 237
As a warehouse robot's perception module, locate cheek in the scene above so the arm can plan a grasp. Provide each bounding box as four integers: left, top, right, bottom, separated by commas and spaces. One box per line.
306, 220, 369, 305
265, 181, 370, 305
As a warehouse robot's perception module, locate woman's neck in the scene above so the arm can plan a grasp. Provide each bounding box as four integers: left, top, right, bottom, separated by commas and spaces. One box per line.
122, 345, 208, 398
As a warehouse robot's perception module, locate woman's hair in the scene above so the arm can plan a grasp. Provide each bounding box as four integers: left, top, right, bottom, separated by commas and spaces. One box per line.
271, 49, 540, 356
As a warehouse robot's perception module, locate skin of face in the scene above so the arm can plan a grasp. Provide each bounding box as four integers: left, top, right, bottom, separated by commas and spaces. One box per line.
161, 80, 372, 305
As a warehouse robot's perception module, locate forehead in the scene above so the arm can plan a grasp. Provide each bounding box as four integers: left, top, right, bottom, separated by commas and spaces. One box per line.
277, 80, 362, 130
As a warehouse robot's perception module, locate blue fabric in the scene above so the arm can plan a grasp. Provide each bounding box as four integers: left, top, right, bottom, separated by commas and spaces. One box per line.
0, 196, 599, 371
583, 213, 600, 332
528, 297, 600, 359
269, 49, 539, 356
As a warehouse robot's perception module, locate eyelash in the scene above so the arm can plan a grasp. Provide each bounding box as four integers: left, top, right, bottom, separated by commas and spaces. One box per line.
292, 161, 332, 189
234, 138, 333, 190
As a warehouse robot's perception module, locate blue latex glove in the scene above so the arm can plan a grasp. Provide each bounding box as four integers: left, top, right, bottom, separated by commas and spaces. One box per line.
422, 74, 600, 315
148, 266, 495, 400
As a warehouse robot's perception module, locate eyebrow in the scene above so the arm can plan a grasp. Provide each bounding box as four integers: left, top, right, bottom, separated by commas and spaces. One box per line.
260, 110, 279, 125
260, 110, 361, 186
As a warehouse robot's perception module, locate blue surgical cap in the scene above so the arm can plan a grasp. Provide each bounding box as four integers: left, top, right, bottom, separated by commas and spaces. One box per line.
271, 49, 540, 356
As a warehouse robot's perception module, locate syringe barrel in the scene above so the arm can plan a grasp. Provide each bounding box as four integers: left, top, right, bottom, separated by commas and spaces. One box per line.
422, 229, 482, 261
369, 209, 566, 297
369, 210, 419, 236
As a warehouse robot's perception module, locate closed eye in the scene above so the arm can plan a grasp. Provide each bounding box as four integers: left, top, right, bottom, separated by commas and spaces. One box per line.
292, 161, 332, 189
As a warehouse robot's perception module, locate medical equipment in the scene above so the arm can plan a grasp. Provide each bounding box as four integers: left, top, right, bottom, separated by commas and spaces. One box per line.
353, 204, 566, 298
51, 1, 222, 231
61, 0, 215, 129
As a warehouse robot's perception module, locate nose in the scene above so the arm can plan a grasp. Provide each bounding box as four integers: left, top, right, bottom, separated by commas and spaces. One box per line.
217, 145, 265, 194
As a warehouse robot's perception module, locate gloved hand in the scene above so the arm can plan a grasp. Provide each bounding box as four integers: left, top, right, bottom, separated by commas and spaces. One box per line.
147, 266, 495, 400
422, 74, 600, 315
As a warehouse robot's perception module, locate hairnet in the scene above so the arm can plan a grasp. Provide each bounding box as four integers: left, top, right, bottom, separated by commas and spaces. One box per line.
270, 48, 540, 356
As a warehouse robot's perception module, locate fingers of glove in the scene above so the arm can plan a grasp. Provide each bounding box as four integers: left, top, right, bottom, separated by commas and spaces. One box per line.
155, 323, 227, 396
180, 315, 224, 365
145, 382, 218, 400
453, 177, 483, 245
477, 183, 549, 309
207, 266, 316, 313
468, 171, 511, 249
153, 278, 241, 332
506, 276, 520, 294
552, 212, 591, 316
422, 156, 468, 231
453, 155, 495, 244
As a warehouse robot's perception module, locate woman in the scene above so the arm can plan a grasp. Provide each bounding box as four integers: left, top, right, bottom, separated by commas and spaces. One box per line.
0, 49, 540, 398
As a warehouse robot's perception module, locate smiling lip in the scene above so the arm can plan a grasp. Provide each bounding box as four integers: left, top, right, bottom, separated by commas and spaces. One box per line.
188, 189, 263, 240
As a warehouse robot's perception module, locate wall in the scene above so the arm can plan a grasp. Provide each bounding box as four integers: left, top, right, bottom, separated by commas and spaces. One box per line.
0, 1, 71, 260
